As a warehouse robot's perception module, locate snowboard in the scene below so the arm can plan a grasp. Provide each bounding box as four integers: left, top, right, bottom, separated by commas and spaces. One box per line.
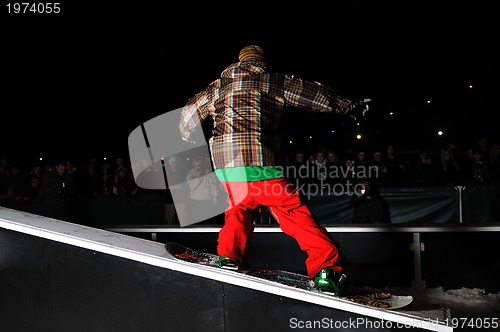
165, 242, 413, 310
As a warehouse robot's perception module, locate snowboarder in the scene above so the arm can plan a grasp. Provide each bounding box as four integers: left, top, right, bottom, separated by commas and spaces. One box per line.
179, 45, 370, 296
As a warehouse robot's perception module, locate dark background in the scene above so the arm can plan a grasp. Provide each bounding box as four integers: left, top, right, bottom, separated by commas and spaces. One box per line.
1, 1, 498, 166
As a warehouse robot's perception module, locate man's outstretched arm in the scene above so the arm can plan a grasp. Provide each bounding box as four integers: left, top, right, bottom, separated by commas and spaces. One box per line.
283, 75, 371, 117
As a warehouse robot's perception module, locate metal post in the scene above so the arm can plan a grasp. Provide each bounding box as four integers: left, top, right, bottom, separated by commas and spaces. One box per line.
455, 186, 464, 223
411, 232, 426, 289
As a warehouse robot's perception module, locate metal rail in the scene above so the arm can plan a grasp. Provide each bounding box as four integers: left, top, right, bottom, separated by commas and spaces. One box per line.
104, 224, 500, 234
104, 223, 500, 291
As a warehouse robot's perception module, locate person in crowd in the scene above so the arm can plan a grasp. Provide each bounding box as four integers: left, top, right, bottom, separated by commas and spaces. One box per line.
466, 149, 490, 184
489, 143, 500, 184
324, 149, 342, 187
310, 149, 329, 192
0, 185, 15, 202
185, 155, 223, 224
113, 157, 126, 176
476, 136, 490, 164
326, 150, 342, 168
435, 147, 463, 186
3, 165, 28, 201
288, 150, 310, 190
179, 44, 371, 296
74, 157, 101, 197
23, 174, 44, 215
349, 179, 390, 223
383, 144, 406, 186
113, 166, 138, 197
408, 150, 438, 186
461, 146, 475, 182
370, 148, 391, 188
66, 160, 78, 178
354, 149, 369, 170
98, 162, 114, 196
26, 175, 41, 200
27, 161, 44, 180
338, 158, 358, 190
37, 160, 74, 221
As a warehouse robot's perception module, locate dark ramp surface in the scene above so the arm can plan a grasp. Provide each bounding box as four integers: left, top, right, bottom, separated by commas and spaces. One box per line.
0, 207, 452, 332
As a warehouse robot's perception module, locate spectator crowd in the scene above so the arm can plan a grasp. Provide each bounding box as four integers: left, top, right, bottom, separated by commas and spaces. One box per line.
1, 136, 499, 225
285, 137, 500, 194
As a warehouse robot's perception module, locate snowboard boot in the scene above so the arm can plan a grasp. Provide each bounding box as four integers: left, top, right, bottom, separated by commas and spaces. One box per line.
218, 256, 239, 271
314, 267, 348, 297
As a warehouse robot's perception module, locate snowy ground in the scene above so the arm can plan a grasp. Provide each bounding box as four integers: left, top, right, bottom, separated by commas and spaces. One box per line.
367, 286, 500, 320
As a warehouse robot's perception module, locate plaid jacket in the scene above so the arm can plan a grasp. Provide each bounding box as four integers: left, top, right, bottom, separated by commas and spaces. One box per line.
180, 61, 358, 170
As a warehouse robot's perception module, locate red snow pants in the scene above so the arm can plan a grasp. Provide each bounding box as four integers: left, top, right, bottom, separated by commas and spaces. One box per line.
217, 177, 342, 279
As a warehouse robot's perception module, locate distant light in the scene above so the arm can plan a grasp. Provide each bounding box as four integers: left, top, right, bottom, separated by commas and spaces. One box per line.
389, 112, 394, 116
356, 122, 360, 126
469, 85, 473, 89
331, 130, 335, 133
103, 157, 107, 161
161, 157, 164, 160
356, 134, 362, 140
289, 140, 293, 144
437, 130, 444, 136
427, 100, 431, 104
39, 157, 43, 161
309, 136, 313, 139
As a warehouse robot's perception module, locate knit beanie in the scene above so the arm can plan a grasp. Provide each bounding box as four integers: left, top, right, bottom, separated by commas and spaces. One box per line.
238, 45, 266, 62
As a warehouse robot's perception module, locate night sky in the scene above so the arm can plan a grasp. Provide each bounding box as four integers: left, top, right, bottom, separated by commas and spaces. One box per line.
2, 2, 498, 166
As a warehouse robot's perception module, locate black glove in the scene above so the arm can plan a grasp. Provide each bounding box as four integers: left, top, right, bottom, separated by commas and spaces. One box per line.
350, 98, 372, 121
